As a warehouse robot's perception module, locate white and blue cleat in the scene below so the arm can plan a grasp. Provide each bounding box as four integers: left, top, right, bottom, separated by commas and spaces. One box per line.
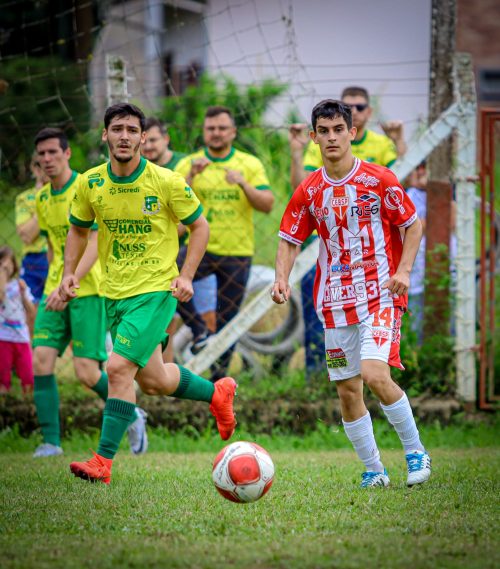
127, 407, 148, 455
406, 450, 431, 486
360, 468, 390, 488
33, 443, 64, 458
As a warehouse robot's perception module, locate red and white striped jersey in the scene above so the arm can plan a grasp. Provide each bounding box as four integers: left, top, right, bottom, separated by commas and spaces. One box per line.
279, 158, 418, 328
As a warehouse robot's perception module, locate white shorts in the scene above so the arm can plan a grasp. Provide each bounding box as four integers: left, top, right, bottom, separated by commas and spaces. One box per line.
324, 307, 404, 381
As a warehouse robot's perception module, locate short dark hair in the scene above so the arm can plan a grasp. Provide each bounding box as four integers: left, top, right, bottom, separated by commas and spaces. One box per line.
341, 86, 370, 104
204, 106, 235, 125
34, 127, 69, 151
0, 245, 19, 277
104, 102, 146, 131
311, 99, 352, 131
144, 117, 167, 134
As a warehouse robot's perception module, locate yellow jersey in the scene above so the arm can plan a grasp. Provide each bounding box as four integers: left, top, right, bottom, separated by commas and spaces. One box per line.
15, 187, 48, 255
304, 129, 398, 171
36, 172, 100, 297
70, 157, 202, 300
175, 147, 271, 256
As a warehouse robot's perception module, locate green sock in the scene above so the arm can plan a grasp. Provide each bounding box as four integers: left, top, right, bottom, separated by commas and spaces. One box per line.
90, 371, 109, 401
97, 398, 136, 459
33, 374, 60, 446
172, 366, 215, 403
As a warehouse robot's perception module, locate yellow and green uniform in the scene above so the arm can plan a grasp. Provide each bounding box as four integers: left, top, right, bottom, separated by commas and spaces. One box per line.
175, 147, 271, 257
304, 129, 398, 171
33, 171, 106, 360
70, 156, 202, 367
70, 156, 202, 300
163, 150, 185, 171
15, 187, 47, 255
36, 172, 101, 297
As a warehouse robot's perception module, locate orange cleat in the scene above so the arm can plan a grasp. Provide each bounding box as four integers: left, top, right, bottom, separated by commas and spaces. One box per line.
70, 451, 112, 485
209, 377, 237, 440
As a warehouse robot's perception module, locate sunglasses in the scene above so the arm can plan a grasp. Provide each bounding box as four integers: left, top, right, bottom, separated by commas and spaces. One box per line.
346, 103, 369, 112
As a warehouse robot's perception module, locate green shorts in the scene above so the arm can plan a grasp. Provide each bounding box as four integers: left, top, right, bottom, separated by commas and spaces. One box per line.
106, 291, 177, 368
33, 295, 107, 361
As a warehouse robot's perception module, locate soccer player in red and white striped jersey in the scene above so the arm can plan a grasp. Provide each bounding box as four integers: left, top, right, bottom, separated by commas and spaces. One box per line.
272, 100, 431, 488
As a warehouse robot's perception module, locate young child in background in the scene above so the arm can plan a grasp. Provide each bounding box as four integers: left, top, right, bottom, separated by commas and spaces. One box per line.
0, 245, 36, 394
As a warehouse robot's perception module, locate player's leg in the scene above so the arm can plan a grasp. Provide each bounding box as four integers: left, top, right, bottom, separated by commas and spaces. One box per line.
211, 254, 251, 380
359, 308, 431, 486
326, 326, 389, 488
32, 297, 70, 457
70, 295, 147, 455
0, 340, 15, 393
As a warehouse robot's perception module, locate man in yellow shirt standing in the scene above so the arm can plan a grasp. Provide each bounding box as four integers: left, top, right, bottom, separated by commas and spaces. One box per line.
175, 106, 274, 380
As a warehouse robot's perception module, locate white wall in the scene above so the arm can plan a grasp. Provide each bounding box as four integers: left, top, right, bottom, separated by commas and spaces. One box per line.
205, 0, 432, 140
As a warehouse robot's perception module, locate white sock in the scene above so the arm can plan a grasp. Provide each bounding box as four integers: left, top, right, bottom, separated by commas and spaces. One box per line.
342, 412, 385, 472
380, 393, 425, 453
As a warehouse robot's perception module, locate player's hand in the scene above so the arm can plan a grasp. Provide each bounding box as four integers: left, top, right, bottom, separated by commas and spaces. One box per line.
270, 280, 291, 304
225, 169, 245, 186
45, 288, 68, 312
288, 123, 309, 151
189, 157, 211, 178
18, 278, 27, 293
380, 120, 404, 142
170, 275, 194, 303
59, 274, 80, 303
382, 270, 410, 297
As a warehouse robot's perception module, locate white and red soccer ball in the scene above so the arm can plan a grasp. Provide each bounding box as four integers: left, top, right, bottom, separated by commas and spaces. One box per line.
212, 441, 275, 503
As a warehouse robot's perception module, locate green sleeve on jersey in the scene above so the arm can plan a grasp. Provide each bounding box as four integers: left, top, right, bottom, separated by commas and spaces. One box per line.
69, 214, 94, 228
39, 229, 48, 237
386, 158, 397, 169
256, 184, 271, 190
304, 165, 317, 172
91, 222, 98, 231
181, 204, 203, 226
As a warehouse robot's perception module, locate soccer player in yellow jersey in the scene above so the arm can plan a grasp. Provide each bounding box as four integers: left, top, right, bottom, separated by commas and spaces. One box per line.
31, 128, 147, 459
290, 86, 407, 188
15, 155, 49, 308
175, 106, 274, 380
60, 103, 237, 484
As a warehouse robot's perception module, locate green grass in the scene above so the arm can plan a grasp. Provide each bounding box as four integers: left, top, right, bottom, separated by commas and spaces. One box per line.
0, 425, 499, 569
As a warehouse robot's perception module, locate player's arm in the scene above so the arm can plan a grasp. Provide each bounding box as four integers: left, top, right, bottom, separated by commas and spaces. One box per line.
381, 120, 407, 158
16, 216, 40, 245
382, 217, 422, 297
18, 279, 36, 322
171, 215, 209, 302
272, 239, 300, 304
74, 229, 98, 282
59, 224, 91, 302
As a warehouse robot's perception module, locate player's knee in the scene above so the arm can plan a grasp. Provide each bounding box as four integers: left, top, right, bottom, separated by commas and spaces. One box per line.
33, 349, 52, 375
106, 360, 132, 387
74, 359, 99, 386
136, 375, 162, 396
362, 369, 390, 392
337, 384, 361, 407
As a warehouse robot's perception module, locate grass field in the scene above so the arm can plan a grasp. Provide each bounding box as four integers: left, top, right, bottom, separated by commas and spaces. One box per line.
1, 424, 499, 569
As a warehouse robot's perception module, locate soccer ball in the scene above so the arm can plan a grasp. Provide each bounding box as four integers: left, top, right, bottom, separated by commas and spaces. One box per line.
212, 441, 275, 503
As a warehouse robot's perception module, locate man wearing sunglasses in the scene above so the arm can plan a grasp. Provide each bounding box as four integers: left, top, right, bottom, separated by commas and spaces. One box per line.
290, 86, 407, 189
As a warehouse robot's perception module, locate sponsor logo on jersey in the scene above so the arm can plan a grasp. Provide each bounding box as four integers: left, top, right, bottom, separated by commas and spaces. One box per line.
330, 260, 379, 273
88, 174, 105, 189
372, 328, 390, 348
103, 218, 152, 234
142, 195, 161, 215
353, 172, 380, 188
350, 193, 380, 219
311, 205, 329, 222
325, 348, 348, 368
384, 186, 406, 214
109, 186, 140, 196
112, 239, 147, 260
290, 205, 307, 235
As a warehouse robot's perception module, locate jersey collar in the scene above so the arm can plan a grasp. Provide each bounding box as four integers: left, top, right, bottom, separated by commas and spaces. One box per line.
204, 147, 235, 162
352, 129, 368, 146
107, 156, 147, 184
50, 170, 78, 196
321, 158, 361, 186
